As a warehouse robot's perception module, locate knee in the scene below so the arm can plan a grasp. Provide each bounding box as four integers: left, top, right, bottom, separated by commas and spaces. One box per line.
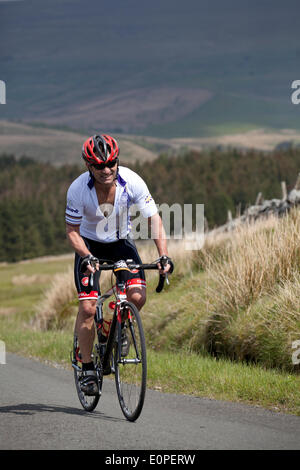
79, 300, 96, 321
127, 287, 146, 310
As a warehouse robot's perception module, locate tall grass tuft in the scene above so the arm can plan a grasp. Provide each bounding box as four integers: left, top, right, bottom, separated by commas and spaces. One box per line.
31, 267, 78, 330
200, 209, 300, 370
204, 210, 300, 312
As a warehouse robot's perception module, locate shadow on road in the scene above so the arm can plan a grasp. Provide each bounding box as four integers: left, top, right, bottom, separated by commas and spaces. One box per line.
0, 403, 123, 422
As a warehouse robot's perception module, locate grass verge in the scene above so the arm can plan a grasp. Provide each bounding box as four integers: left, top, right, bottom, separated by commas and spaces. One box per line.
147, 350, 300, 416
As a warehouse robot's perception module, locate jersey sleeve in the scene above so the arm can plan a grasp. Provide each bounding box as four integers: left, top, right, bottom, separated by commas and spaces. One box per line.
65, 182, 83, 226
130, 172, 158, 218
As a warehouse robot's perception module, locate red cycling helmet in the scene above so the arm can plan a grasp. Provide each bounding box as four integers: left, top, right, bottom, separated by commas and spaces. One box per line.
82, 134, 119, 164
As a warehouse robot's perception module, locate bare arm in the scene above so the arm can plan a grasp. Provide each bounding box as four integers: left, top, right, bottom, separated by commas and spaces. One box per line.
148, 213, 171, 273
66, 224, 91, 258
148, 213, 168, 256
66, 224, 99, 275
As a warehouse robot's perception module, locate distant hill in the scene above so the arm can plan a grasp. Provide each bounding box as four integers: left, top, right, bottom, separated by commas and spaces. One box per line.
1, 0, 300, 137
0, 121, 157, 165
1, 121, 300, 166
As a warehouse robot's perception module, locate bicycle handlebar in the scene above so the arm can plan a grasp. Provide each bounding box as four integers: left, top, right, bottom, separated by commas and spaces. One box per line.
88, 257, 173, 293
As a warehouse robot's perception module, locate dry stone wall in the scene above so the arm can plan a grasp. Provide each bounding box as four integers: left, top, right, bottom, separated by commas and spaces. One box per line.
208, 173, 300, 236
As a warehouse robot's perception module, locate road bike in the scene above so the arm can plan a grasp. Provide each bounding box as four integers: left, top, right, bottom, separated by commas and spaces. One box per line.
71, 255, 172, 421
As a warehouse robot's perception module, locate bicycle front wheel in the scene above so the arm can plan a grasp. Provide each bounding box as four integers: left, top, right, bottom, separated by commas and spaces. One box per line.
114, 302, 147, 422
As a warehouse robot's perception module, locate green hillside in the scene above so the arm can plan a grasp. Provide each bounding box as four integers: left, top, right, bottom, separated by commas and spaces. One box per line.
1, 0, 300, 137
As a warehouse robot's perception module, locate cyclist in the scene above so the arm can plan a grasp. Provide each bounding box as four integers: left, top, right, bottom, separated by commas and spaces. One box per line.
65, 134, 173, 395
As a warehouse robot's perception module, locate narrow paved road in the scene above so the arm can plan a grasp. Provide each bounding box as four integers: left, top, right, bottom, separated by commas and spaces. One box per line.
0, 353, 299, 450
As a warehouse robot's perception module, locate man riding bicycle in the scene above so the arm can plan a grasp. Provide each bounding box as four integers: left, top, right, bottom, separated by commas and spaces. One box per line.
65, 134, 173, 395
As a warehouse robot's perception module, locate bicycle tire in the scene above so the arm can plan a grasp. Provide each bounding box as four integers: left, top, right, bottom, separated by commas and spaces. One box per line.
114, 302, 147, 422
71, 333, 101, 412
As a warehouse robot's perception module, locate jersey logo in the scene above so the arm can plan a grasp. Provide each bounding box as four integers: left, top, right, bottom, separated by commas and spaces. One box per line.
66, 204, 79, 214
145, 194, 153, 204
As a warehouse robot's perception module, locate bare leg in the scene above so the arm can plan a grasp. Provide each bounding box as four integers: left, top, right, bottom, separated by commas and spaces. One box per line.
76, 299, 97, 363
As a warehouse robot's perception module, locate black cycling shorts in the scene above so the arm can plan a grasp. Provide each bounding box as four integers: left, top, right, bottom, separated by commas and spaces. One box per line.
74, 237, 146, 300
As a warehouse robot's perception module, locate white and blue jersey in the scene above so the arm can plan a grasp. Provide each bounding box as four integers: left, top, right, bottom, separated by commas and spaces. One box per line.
65, 166, 158, 242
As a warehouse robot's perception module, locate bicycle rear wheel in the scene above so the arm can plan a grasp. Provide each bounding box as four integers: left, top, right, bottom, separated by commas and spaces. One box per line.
71, 334, 101, 412
114, 302, 147, 422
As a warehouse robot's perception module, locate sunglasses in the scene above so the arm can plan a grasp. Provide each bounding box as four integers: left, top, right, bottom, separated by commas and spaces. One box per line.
90, 159, 118, 170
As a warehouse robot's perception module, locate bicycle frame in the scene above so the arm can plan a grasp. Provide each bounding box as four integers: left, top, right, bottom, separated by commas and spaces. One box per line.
74, 256, 171, 373
95, 274, 141, 375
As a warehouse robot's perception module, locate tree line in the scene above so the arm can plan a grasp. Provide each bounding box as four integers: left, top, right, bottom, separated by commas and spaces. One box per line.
0, 155, 79, 262
0, 147, 300, 262
131, 147, 300, 227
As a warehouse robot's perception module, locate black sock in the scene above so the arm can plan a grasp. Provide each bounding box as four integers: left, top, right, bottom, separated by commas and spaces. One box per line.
82, 361, 94, 372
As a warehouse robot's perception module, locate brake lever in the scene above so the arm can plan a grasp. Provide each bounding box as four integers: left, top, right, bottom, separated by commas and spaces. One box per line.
160, 256, 170, 285
156, 256, 170, 293
89, 259, 98, 288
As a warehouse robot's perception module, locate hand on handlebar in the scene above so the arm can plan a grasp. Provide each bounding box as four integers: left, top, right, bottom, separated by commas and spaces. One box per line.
80, 255, 100, 275
155, 256, 173, 293
157, 255, 174, 275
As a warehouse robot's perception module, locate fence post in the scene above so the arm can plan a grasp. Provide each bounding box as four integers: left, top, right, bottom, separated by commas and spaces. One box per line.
281, 181, 287, 201
294, 173, 300, 191
236, 202, 241, 218
255, 192, 263, 205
